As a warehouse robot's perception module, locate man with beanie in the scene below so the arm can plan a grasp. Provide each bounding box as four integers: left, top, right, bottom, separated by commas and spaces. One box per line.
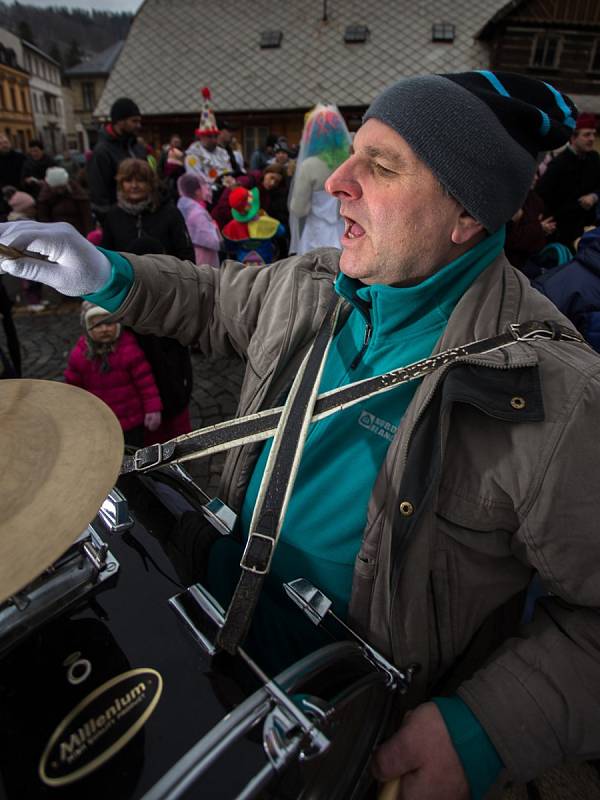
87, 96, 146, 222
537, 112, 600, 246
1, 72, 599, 799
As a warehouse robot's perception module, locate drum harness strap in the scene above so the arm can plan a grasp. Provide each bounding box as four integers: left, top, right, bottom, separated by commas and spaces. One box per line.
121, 298, 583, 654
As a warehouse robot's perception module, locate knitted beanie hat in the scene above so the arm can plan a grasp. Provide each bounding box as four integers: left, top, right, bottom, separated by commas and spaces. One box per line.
110, 97, 141, 123
45, 166, 69, 187
363, 71, 577, 232
81, 302, 110, 330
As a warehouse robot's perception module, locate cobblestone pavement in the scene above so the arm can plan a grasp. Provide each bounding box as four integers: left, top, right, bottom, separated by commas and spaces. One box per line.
3, 302, 244, 495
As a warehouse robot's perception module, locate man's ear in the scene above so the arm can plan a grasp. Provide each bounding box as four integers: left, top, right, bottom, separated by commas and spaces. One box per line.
451, 210, 485, 245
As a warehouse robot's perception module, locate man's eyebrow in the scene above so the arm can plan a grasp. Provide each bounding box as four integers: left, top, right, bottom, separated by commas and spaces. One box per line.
362, 144, 407, 169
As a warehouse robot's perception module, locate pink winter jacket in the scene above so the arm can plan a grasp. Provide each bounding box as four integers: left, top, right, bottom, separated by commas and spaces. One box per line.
64, 330, 162, 431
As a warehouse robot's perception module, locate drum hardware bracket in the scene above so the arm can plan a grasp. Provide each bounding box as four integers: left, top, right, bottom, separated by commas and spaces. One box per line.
82, 539, 108, 573
0, 526, 119, 655
170, 581, 330, 763
283, 578, 419, 692
201, 497, 237, 537
98, 488, 134, 534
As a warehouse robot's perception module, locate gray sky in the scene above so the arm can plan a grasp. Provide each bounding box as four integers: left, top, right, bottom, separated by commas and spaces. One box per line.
23, 0, 142, 12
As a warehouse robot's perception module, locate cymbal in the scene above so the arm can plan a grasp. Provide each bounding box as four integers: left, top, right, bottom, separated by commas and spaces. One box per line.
0, 379, 124, 604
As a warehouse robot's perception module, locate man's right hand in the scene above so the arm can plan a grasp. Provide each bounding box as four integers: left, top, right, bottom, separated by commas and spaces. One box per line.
0, 221, 112, 296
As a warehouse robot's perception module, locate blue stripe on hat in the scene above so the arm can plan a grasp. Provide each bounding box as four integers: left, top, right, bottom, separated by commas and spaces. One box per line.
477, 70, 510, 97
543, 82, 576, 129
479, 70, 551, 136
538, 110, 551, 135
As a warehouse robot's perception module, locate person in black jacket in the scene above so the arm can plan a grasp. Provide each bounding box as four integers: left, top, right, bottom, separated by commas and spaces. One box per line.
533, 225, 600, 352
0, 134, 24, 220
20, 139, 55, 200
87, 97, 146, 223
0, 275, 21, 377
102, 157, 194, 261
101, 157, 194, 444
536, 113, 600, 247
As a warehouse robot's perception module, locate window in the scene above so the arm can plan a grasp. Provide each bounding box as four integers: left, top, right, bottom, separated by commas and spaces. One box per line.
244, 125, 269, 161
432, 23, 455, 43
82, 81, 95, 111
531, 34, 561, 68
20, 90, 26, 112
344, 25, 369, 44
260, 30, 282, 49
589, 40, 600, 73
10, 87, 16, 110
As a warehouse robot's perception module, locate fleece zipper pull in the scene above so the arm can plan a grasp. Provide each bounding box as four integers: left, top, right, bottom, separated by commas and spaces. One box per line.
350, 321, 372, 370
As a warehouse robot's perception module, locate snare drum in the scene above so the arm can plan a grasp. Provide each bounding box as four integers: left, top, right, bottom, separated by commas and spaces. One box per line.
0, 466, 395, 800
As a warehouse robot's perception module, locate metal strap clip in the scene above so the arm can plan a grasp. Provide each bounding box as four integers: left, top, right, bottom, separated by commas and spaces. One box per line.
239, 531, 276, 575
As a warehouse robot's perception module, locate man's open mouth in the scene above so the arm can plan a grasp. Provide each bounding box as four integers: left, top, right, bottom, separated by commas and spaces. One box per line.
343, 216, 366, 239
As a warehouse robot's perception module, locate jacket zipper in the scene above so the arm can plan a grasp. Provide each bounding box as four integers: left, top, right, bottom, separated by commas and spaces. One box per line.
350, 321, 372, 370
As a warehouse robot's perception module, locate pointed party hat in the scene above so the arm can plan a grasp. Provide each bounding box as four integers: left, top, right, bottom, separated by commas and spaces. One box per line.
195, 86, 220, 137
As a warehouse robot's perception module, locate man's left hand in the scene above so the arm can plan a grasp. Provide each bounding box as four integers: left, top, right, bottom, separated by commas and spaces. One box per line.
372, 702, 469, 800
578, 193, 598, 210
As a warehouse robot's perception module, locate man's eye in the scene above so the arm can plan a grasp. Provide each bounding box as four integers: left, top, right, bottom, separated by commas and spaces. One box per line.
375, 163, 394, 175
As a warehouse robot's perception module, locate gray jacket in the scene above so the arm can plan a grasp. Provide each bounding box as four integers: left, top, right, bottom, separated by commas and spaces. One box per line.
114, 247, 600, 784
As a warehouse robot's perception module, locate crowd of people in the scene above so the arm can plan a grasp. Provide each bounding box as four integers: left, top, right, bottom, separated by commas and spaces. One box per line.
0, 83, 599, 447
0, 91, 356, 440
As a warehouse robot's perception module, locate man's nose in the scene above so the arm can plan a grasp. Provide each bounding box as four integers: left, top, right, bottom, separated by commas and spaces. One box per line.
325, 161, 360, 199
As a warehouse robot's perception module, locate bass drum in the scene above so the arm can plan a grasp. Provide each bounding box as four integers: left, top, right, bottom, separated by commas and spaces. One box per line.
0, 464, 396, 800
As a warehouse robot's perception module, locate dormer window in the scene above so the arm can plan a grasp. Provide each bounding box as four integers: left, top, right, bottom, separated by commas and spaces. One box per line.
432, 23, 455, 43
260, 30, 282, 49
344, 25, 369, 44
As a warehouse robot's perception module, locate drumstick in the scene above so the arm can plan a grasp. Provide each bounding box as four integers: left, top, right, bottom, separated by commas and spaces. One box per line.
0, 243, 57, 263
378, 778, 402, 800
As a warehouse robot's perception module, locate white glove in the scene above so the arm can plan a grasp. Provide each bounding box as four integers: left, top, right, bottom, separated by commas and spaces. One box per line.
0, 220, 112, 296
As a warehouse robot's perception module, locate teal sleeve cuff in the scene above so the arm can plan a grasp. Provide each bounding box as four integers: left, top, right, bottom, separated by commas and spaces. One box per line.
82, 247, 135, 312
433, 696, 503, 800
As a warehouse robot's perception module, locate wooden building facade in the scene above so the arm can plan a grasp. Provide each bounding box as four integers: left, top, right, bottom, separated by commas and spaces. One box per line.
481, 0, 600, 107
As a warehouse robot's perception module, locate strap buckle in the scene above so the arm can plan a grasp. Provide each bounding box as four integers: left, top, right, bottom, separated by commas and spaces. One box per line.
133, 442, 163, 472
509, 321, 556, 342
240, 531, 276, 575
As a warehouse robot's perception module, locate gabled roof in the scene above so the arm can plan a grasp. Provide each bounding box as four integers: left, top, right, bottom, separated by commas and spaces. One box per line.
22, 38, 60, 67
65, 41, 124, 78
95, 0, 506, 117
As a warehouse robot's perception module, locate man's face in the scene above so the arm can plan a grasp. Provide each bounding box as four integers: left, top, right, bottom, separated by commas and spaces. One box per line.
218, 129, 232, 146
200, 134, 218, 152
0, 135, 11, 154
326, 119, 466, 286
170, 135, 182, 149
120, 116, 142, 136
29, 145, 43, 160
274, 150, 289, 165
572, 128, 596, 154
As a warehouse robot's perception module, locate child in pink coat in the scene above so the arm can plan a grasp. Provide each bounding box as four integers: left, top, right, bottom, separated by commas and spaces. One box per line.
65, 302, 162, 447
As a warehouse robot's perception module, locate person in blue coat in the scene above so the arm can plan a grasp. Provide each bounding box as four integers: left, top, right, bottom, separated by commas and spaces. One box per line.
533, 226, 600, 351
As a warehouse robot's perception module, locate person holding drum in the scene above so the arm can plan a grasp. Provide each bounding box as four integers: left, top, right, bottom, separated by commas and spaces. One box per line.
1, 72, 599, 800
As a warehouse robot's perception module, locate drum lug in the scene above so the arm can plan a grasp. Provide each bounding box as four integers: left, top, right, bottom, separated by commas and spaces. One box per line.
98, 488, 134, 534
283, 578, 419, 693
